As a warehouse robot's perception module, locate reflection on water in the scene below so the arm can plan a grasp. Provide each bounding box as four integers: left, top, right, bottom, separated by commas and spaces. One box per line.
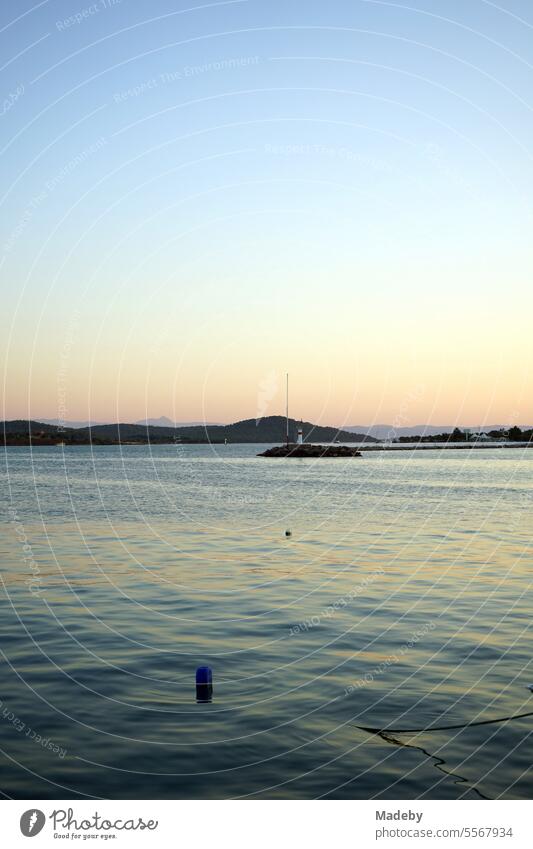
0, 444, 532, 798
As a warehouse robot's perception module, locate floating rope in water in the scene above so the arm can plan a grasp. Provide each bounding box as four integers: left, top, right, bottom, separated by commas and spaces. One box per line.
355, 709, 533, 735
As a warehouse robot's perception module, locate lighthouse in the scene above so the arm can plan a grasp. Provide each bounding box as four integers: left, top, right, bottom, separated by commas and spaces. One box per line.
297, 422, 303, 445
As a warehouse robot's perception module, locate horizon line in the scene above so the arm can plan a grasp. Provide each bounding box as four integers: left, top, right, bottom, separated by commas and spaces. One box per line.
4, 416, 530, 431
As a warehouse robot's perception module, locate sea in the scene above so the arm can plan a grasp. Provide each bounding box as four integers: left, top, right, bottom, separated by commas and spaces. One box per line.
0, 444, 532, 799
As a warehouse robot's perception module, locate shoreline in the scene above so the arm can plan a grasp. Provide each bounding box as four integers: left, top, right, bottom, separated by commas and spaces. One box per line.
2, 440, 532, 451
358, 442, 533, 451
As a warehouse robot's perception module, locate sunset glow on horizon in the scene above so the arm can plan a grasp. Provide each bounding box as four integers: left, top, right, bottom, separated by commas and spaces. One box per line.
2, 0, 532, 427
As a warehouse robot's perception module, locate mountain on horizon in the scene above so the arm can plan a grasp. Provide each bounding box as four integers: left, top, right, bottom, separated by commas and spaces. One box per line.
135, 416, 223, 427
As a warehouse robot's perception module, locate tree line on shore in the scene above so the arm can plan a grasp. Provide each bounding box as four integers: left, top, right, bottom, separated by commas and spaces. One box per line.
397, 426, 532, 443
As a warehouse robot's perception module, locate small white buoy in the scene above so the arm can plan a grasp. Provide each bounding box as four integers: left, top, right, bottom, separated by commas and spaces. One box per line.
527, 684, 533, 692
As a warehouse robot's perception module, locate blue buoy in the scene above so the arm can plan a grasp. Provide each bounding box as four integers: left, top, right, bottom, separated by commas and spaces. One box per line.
196, 666, 213, 703
196, 666, 212, 685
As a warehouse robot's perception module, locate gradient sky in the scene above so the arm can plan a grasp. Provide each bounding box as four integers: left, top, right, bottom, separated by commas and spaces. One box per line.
1, 0, 532, 427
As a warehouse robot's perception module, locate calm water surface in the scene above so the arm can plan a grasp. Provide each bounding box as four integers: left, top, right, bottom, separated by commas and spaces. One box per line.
1, 444, 532, 799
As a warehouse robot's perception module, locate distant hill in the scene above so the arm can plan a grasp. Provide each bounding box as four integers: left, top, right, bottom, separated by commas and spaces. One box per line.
3, 420, 61, 435
38, 418, 109, 428
36, 416, 223, 429
1, 416, 377, 445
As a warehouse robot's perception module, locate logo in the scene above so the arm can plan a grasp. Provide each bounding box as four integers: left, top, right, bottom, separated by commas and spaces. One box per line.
20, 809, 45, 837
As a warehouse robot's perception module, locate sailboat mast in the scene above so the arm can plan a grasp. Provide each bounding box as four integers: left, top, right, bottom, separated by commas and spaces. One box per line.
286, 373, 289, 445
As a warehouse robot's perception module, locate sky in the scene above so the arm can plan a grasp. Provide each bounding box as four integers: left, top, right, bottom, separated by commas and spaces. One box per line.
1, 0, 532, 427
